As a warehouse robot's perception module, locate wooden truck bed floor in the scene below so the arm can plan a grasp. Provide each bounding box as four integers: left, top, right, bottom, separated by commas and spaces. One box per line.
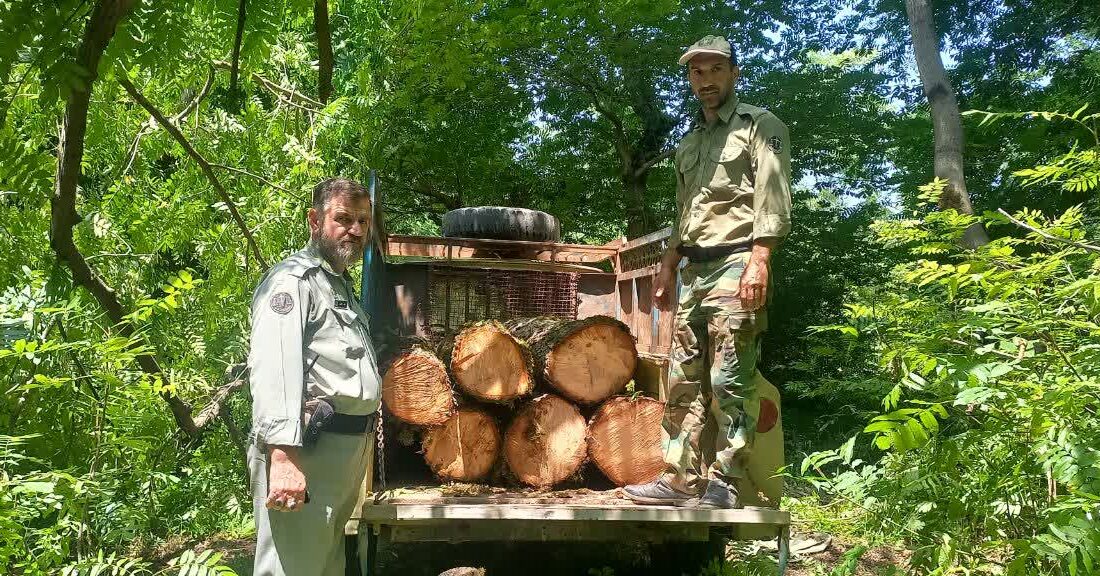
352, 486, 791, 575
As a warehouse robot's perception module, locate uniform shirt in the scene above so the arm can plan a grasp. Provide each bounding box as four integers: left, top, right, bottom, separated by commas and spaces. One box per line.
671, 94, 793, 250
248, 242, 382, 448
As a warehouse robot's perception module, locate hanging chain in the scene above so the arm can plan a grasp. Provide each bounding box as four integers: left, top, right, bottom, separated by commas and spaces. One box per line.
373, 403, 387, 500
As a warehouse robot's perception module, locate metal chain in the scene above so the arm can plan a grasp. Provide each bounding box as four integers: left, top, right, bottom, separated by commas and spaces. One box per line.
374, 403, 386, 495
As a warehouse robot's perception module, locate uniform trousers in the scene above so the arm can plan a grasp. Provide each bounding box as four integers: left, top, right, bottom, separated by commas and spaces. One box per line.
250, 432, 370, 576
661, 252, 764, 493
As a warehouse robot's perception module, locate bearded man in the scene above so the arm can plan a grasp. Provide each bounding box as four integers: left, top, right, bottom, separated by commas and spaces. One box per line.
247, 177, 382, 575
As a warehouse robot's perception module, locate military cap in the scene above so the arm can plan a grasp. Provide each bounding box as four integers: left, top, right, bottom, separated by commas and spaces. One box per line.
679, 35, 736, 66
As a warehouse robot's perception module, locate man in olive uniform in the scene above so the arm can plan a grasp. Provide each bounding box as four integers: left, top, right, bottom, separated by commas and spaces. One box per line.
624, 36, 792, 509
248, 178, 382, 575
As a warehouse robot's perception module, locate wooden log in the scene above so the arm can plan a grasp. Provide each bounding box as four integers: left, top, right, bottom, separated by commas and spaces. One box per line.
504, 394, 587, 488
448, 321, 535, 403
587, 396, 666, 487
382, 347, 455, 426
504, 316, 638, 404
422, 407, 501, 482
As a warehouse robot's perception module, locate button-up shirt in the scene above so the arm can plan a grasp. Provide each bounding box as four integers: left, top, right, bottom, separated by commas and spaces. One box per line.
671, 94, 793, 250
247, 242, 381, 448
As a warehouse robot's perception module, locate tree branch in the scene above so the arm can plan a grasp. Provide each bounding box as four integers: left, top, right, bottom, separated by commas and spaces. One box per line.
377, 174, 460, 210
119, 73, 269, 269
997, 208, 1100, 254
210, 163, 298, 196
119, 65, 215, 178
229, 0, 248, 97
314, 0, 333, 104
192, 364, 248, 430
633, 147, 675, 178
213, 60, 323, 109
50, 0, 206, 437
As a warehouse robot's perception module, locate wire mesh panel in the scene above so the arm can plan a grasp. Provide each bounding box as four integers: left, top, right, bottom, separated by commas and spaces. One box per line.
424, 265, 579, 338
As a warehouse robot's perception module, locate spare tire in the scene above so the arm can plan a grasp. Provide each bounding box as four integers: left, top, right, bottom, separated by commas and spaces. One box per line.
442, 207, 561, 242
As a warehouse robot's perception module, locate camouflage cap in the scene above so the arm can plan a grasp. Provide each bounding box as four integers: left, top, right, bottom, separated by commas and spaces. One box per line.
679, 35, 734, 66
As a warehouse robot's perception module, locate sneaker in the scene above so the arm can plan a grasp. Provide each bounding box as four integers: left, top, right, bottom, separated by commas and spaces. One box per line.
677, 479, 741, 509
622, 478, 693, 505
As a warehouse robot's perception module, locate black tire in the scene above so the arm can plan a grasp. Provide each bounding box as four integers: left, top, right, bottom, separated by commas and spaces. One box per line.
442, 207, 561, 242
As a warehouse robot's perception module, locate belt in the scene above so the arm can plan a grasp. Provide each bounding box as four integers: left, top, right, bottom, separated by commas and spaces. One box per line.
677, 242, 752, 263
327, 412, 377, 435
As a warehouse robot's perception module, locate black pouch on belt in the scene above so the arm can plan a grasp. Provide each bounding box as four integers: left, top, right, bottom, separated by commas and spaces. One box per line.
301, 397, 335, 449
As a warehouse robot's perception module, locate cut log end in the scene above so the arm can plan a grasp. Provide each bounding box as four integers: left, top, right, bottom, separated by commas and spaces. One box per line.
504, 394, 587, 488
588, 396, 666, 487
422, 407, 501, 482
382, 348, 455, 426
547, 320, 638, 404
451, 322, 534, 402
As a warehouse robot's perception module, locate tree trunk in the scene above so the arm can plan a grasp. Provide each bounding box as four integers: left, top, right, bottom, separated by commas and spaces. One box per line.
447, 321, 535, 403
587, 396, 666, 487
503, 316, 637, 405
382, 347, 455, 425
313, 0, 333, 104
622, 168, 654, 239
51, 0, 190, 434
905, 0, 989, 247
422, 407, 500, 482
504, 394, 587, 487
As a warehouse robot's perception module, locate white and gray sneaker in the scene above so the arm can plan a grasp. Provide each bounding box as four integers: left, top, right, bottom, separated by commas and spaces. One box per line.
622, 479, 693, 505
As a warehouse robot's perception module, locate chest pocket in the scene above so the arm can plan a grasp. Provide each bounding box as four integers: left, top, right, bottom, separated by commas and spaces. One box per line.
707, 142, 750, 196
331, 307, 367, 359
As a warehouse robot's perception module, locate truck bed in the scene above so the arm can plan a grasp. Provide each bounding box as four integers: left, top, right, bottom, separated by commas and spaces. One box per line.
352, 485, 791, 574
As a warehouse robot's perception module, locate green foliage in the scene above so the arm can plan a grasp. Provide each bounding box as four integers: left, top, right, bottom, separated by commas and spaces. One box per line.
802, 111, 1100, 575
59, 548, 238, 576
0, 0, 1097, 572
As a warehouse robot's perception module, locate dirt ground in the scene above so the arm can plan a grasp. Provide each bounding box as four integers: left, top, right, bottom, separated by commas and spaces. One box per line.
153, 529, 907, 576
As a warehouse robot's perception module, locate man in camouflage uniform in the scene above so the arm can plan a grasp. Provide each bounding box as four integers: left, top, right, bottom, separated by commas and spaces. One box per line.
248, 178, 382, 575
624, 35, 792, 509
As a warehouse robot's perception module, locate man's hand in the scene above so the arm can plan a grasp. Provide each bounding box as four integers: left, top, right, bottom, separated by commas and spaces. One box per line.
739, 240, 775, 311
652, 249, 681, 311
266, 446, 307, 512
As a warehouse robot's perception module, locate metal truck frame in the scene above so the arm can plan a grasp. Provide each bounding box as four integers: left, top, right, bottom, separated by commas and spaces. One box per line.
353, 191, 789, 574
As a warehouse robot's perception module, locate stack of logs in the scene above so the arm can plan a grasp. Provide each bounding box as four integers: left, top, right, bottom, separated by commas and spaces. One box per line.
381, 315, 666, 488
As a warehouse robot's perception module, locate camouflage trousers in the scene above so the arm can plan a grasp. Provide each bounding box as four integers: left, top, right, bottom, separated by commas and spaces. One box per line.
661, 252, 763, 493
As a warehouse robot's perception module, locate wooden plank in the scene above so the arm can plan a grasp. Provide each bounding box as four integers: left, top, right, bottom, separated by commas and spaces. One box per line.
388, 520, 710, 543
354, 502, 790, 525
577, 274, 618, 319
617, 264, 660, 281
619, 227, 672, 252
635, 276, 654, 352
617, 279, 634, 330
387, 235, 617, 263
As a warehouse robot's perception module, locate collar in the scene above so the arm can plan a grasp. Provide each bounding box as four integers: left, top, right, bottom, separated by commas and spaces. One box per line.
302, 241, 341, 276
717, 92, 740, 124
695, 92, 740, 129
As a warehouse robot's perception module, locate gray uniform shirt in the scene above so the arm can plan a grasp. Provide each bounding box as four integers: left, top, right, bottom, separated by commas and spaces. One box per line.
248, 242, 382, 448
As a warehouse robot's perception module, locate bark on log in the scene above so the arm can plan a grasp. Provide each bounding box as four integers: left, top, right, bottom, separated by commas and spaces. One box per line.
382, 347, 455, 426
448, 321, 535, 403
504, 394, 587, 488
504, 316, 637, 405
422, 407, 501, 482
587, 396, 666, 487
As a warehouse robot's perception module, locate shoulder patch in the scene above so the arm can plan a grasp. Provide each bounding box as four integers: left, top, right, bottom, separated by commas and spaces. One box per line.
767, 135, 783, 154
270, 292, 295, 315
